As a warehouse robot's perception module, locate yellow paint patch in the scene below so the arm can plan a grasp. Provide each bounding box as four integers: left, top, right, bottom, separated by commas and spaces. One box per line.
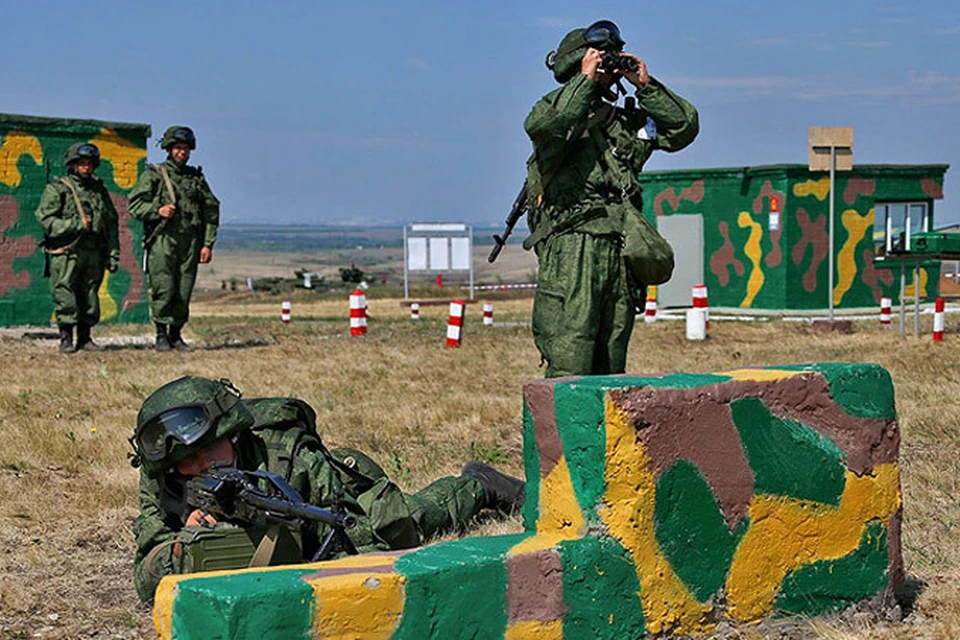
834, 208, 874, 305
598, 398, 713, 635
309, 572, 405, 639
0, 131, 43, 187
904, 268, 928, 299
725, 463, 901, 621
536, 456, 587, 538
508, 533, 569, 556
737, 211, 765, 308
152, 578, 177, 640
793, 178, 831, 201
720, 368, 806, 382
505, 619, 563, 639
98, 271, 117, 321
91, 128, 147, 189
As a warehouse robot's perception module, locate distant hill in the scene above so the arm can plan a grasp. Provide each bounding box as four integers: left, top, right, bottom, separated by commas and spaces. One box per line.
216, 224, 509, 252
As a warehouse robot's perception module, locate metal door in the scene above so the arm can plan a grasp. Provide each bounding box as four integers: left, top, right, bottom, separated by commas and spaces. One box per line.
656, 214, 703, 308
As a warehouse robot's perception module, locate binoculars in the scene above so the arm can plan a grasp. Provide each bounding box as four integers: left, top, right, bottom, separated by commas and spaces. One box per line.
600, 51, 639, 73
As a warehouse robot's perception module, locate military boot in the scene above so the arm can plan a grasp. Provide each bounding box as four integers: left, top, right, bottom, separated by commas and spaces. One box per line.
57, 324, 77, 354
75, 323, 103, 351
461, 461, 525, 515
168, 325, 195, 352
155, 323, 172, 352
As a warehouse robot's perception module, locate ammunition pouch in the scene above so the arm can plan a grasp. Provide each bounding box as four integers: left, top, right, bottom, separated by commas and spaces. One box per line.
178, 523, 304, 573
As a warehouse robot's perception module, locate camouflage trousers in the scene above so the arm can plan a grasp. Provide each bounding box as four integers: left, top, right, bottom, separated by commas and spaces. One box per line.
49, 246, 105, 326
532, 232, 635, 378
147, 231, 201, 326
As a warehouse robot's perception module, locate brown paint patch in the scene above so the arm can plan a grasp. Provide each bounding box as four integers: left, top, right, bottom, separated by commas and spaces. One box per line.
793, 208, 828, 293
709, 221, 745, 287
524, 381, 564, 479
110, 194, 145, 312
843, 177, 875, 205
860, 248, 894, 303
752, 181, 785, 268
653, 180, 705, 217
611, 387, 754, 528
887, 506, 904, 592
0, 196, 35, 296
506, 549, 565, 623
921, 177, 943, 200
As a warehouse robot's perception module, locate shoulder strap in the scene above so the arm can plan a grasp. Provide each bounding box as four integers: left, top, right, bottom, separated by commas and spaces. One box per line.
157, 164, 177, 206
245, 398, 322, 482
57, 177, 89, 226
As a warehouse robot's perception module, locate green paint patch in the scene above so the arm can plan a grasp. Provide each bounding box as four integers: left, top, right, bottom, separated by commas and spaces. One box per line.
654, 460, 749, 602
559, 535, 645, 639
731, 397, 846, 505
775, 522, 889, 616
521, 400, 540, 532
568, 373, 731, 390
172, 568, 315, 640
394, 533, 525, 640
781, 363, 895, 420
553, 384, 607, 520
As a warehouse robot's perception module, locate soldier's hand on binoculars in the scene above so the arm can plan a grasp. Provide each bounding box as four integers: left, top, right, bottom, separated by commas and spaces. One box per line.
581, 48, 604, 81
159, 204, 176, 219
621, 54, 649, 88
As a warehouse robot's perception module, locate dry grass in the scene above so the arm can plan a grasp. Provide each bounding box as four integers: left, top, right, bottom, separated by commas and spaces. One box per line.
1, 289, 959, 638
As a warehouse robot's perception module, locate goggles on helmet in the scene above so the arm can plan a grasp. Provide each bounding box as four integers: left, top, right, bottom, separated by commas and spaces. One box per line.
76, 144, 100, 160
130, 385, 240, 463
171, 127, 195, 143
583, 20, 624, 48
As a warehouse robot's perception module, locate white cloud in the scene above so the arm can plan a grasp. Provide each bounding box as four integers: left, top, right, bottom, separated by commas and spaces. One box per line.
673, 71, 960, 106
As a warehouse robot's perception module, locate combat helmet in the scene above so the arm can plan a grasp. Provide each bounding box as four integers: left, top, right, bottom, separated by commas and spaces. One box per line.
545, 20, 626, 83
159, 125, 197, 150
130, 376, 253, 478
63, 142, 100, 169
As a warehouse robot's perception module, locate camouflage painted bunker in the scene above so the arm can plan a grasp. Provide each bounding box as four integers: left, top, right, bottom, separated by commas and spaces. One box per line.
639, 163, 949, 309
0, 113, 151, 326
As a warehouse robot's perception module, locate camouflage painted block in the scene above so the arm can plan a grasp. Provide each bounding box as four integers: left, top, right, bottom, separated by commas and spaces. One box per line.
154, 363, 902, 639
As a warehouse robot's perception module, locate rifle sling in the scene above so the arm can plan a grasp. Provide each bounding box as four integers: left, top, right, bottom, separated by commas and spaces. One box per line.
249, 524, 281, 567
142, 164, 178, 249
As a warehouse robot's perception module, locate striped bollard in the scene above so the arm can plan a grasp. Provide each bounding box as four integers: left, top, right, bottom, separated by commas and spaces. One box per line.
482, 303, 494, 326
350, 289, 367, 336
446, 300, 465, 348
410, 302, 420, 320
934, 297, 945, 342
880, 297, 892, 326
281, 300, 291, 324
693, 284, 709, 332
644, 286, 657, 323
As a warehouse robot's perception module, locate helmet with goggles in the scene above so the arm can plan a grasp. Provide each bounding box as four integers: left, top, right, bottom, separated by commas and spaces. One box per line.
546, 19, 626, 83
64, 143, 100, 169
159, 125, 197, 151
130, 376, 253, 478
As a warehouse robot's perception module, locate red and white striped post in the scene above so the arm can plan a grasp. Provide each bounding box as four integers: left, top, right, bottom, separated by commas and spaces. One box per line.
410, 302, 420, 320
482, 303, 494, 326
446, 300, 465, 347
934, 297, 945, 342
693, 284, 709, 332
281, 300, 291, 324
349, 289, 367, 336
880, 297, 892, 326
644, 286, 657, 323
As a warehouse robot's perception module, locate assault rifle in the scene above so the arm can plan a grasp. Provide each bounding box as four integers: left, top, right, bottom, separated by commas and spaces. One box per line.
488, 183, 527, 263
185, 467, 358, 561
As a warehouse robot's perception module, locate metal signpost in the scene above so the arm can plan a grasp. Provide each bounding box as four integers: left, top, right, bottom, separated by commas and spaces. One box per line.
403, 223, 474, 300
809, 127, 853, 321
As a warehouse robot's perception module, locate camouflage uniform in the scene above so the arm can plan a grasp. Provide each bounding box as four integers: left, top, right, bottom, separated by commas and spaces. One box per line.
35, 144, 119, 352
131, 378, 521, 604
127, 127, 219, 348
524, 24, 698, 377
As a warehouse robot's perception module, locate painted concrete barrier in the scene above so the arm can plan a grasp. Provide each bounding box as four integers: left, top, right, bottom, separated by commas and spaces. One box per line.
154, 363, 902, 639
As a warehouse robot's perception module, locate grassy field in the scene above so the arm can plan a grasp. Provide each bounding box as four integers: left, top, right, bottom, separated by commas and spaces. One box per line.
1, 291, 959, 638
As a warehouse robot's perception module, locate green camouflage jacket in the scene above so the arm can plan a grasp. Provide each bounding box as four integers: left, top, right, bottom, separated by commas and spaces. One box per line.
127, 158, 220, 247
35, 173, 120, 257
523, 74, 698, 246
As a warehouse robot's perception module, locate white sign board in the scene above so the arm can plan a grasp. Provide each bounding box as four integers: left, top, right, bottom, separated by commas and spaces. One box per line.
403, 222, 474, 299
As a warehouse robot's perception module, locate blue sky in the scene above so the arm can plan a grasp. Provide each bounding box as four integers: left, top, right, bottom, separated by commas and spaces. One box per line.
2, 1, 958, 226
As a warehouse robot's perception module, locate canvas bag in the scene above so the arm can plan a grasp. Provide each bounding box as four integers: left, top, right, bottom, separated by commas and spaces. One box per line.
622, 206, 675, 286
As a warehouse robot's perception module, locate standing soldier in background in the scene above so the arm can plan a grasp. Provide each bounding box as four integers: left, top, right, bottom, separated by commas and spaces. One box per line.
524, 20, 698, 377
36, 143, 120, 354
129, 126, 219, 352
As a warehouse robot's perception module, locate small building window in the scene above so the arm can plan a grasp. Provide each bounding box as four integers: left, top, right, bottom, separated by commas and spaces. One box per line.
874, 201, 929, 255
